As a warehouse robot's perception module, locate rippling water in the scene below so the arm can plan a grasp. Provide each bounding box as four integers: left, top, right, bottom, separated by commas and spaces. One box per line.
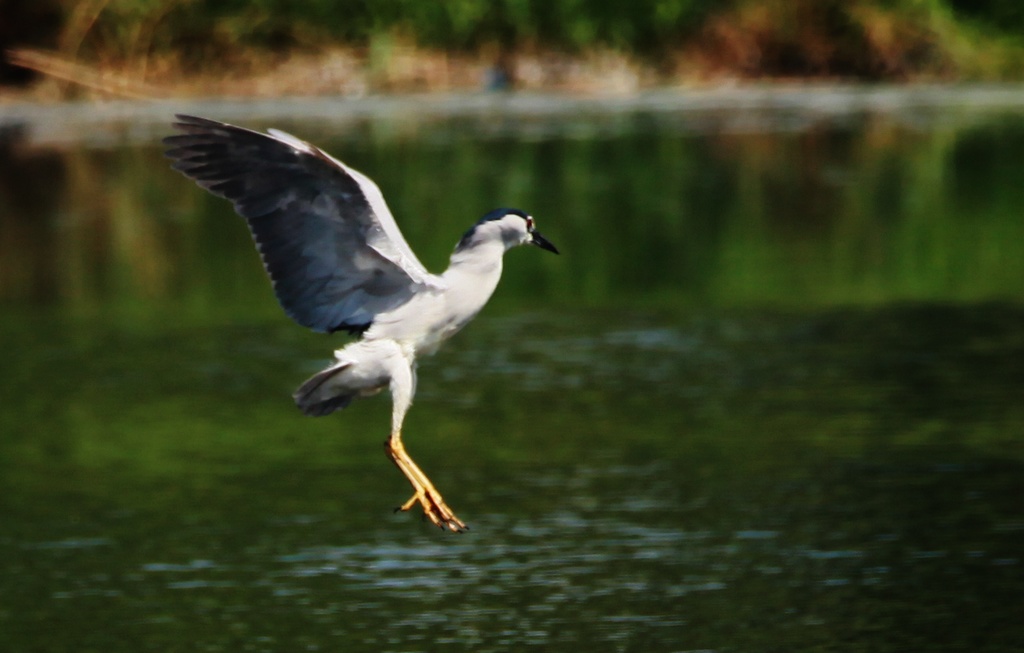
1, 93, 1023, 651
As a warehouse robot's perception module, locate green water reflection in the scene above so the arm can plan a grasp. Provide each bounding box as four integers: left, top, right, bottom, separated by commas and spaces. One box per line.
0, 107, 1022, 652
6, 111, 1024, 311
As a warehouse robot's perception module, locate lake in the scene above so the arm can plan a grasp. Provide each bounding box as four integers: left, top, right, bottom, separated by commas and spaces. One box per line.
1, 89, 1022, 652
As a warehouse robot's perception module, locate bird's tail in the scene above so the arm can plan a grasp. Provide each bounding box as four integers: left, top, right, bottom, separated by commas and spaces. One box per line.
293, 362, 356, 417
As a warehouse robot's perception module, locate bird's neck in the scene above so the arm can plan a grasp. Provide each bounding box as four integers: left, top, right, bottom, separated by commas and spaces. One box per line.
445, 239, 506, 275
441, 240, 506, 309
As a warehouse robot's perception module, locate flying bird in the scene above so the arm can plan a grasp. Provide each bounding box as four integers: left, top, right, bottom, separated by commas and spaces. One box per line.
163, 115, 559, 532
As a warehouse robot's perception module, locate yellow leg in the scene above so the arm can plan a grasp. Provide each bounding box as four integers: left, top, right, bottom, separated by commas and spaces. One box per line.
385, 432, 468, 532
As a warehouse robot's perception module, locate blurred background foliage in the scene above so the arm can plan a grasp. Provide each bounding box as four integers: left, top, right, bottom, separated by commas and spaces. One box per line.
4, 0, 1024, 82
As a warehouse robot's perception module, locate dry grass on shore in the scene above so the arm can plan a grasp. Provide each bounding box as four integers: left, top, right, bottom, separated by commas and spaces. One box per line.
4, 44, 684, 103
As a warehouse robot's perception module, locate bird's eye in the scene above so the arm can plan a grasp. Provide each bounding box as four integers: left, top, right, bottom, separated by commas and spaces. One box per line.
525, 217, 534, 231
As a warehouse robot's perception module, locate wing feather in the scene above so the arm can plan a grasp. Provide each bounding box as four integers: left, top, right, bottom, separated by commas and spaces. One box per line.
163, 115, 443, 334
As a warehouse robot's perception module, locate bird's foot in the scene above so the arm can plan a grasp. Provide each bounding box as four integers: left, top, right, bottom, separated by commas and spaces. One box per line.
396, 488, 468, 533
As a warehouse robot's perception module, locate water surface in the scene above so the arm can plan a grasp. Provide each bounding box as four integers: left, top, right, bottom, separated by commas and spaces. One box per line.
1, 94, 1022, 652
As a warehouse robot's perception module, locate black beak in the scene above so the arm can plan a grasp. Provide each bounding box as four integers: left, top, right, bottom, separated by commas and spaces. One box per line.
530, 230, 560, 254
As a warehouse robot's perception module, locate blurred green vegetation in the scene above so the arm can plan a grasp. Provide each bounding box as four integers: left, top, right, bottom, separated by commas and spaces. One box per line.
9, 0, 1024, 80
57, 0, 715, 57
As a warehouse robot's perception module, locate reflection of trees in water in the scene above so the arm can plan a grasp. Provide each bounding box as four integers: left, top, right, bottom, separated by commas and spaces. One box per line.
702, 115, 1024, 304
0, 132, 184, 305
0, 124, 65, 301
4, 114, 1024, 308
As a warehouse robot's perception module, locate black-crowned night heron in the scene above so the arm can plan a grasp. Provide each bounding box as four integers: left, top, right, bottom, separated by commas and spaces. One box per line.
164, 115, 558, 532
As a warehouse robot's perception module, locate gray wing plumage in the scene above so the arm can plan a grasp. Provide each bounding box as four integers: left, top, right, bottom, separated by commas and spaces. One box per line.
163, 114, 443, 334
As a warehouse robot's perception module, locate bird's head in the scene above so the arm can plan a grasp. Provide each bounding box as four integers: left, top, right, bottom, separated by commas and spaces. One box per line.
456, 208, 559, 254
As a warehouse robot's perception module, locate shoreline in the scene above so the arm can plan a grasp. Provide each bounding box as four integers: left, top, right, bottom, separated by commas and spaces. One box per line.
5, 83, 1024, 148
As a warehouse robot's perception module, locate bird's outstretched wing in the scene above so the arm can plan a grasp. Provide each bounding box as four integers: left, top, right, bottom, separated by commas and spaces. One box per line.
163, 114, 444, 334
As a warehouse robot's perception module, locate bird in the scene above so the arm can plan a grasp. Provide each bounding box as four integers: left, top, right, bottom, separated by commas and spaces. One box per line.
163, 115, 559, 532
